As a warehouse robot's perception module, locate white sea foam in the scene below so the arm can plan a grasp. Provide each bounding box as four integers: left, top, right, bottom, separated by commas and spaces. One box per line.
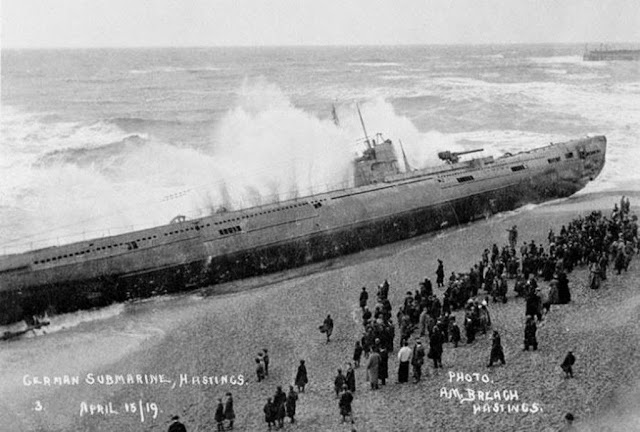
0, 303, 125, 339
528, 55, 585, 64
544, 68, 568, 75
129, 66, 221, 74
347, 62, 402, 67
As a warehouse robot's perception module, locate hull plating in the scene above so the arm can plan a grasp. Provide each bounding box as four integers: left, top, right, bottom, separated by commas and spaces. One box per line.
0, 168, 591, 325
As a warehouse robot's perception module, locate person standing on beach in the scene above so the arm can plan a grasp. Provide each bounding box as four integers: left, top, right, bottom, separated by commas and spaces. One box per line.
411, 339, 425, 382
561, 351, 576, 378
507, 225, 518, 250
366, 348, 380, 390
397, 340, 412, 383
273, 386, 286, 428
322, 314, 334, 343
286, 385, 298, 424
487, 331, 506, 367
338, 385, 354, 424
346, 363, 356, 392
224, 392, 235, 430
353, 341, 363, 368
359, 287, 368, 311
334, 369, 346, 398
215, 399, 225, 431
295, 360, 308, 392
429, 325, 444, 369
523, 316, 538, 351
449, 317, 461, 348
557, 271, 571, 304
559, 413, 576, 431
525, 284, 543, 321
379, 346, 389, 385
436, 259, 445, 288
263, 349, 270, 377
588, 261, 602, 290
263, 398, 276, 430
256, 358, 265, 382
168, 415, 187, 432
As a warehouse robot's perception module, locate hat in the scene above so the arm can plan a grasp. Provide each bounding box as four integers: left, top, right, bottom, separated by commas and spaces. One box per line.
565, 413, 574, 421
171, 415, 180, 421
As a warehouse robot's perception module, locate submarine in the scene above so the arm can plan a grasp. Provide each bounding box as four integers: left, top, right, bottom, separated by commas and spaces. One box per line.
0, 128, 606, 325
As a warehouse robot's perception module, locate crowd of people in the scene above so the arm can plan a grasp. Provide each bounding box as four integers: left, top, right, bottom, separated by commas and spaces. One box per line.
170, 198, 637, 431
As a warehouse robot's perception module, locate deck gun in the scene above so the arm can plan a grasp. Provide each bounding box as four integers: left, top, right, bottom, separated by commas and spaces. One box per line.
438, 148, 484, 164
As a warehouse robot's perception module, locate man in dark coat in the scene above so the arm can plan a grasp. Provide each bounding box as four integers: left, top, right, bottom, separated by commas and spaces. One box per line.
436, 260, 445, 287
224, 392, 235, 430
379, 347, 389, 385
273, 386, 286, 428
526, 286, 543, 321
295, 360, 308, 392
168, 415, 187, 432
429, 326, 444, 369
465, 314, 476, 344
286, 386, 298, 424
449, 317, 461, 347
334, 369, 346, 398
561, 351, 576, 378
487, 331, 506, 367
215, 399, 225, 431
557, 271, 571, 304
362, 306, 372, 327
353, 340, 363, 367
264, 398, 276, 430
359, 287, 369, 311
256, 358, 265, 382
338, 385, 354, 424
523, 316, 538, 351
345, 363, 356, 392
322, 315, 334, 343
411, 340, 426, 382
366, 349, 380, 390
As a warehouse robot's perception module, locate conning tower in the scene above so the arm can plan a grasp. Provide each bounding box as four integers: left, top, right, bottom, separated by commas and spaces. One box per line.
353, 134, 400, 187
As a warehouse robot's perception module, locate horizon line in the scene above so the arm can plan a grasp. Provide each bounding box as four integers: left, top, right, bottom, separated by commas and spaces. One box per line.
3, 41, 640, 50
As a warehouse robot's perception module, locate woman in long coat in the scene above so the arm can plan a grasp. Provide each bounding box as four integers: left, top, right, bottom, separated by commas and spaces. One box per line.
488, 331, 506, 366
263, 398, 275, 429
366, 349, 380, 389
286, 386, 298, 424
273, 386, 286, 428
224, 392, 235, 430
214, 399, 225, 431
429, 326, 444, 368
523, 316, 538, 351
295, 360, 308, 392
557, 271, 571, 304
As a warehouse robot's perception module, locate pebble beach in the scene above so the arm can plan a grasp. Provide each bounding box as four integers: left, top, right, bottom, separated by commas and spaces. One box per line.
3, 191, 639, 432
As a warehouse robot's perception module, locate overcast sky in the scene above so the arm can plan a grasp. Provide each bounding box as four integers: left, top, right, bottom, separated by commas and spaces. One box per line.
2, 0, 639, 48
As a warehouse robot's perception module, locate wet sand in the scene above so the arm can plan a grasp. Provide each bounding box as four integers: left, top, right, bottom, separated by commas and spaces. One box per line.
4, 191, 640, 432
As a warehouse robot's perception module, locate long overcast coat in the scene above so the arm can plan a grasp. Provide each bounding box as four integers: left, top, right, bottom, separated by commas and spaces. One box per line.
366, 351, 381, 384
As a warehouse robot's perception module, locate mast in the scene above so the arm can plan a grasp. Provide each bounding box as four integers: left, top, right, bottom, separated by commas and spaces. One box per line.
399, 139, 412, 171
356, 103, 372, 150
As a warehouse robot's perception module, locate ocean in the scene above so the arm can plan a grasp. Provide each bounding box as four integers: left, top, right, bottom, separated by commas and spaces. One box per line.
1, 45, 639, 431
2, 44, 639, 255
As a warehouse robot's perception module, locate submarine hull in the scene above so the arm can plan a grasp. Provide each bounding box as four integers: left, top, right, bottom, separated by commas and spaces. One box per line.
0, 138, 604, 325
